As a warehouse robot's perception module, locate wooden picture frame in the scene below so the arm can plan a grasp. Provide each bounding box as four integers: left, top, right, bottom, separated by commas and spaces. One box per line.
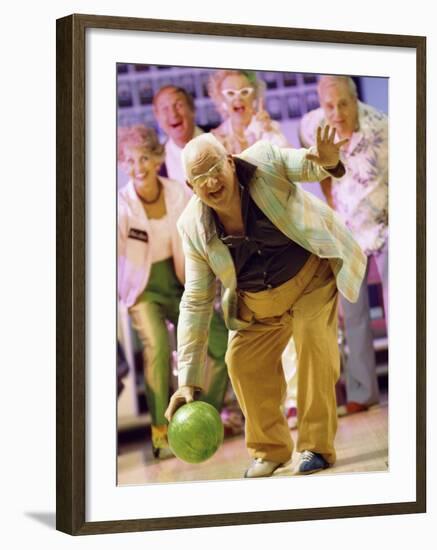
56, 13, 426, 535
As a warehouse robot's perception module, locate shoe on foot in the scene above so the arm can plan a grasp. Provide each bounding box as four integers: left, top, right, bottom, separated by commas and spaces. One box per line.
297, 450, 330, 475
151, 424, 174, 460
346, 401, 369, 414
152, 446, 174, 460
337, 401, 371, 417
244, 458, 283, 478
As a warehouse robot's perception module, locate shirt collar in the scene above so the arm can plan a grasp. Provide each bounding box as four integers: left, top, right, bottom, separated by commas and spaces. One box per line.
234, 156, 258, 187
166, 125, 204, 152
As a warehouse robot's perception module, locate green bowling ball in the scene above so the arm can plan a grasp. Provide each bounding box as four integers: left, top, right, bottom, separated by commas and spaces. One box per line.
168, 401, 224, 464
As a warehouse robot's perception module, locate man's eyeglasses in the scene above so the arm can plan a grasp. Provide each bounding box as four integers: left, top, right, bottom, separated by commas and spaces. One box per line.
190, 157, 226, 188
221, 87, 254, 101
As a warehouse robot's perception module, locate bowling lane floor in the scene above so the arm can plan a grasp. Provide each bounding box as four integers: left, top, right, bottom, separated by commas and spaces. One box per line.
117, 401, 388, 485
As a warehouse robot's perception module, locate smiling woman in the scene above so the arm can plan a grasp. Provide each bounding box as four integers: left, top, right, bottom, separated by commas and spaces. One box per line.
117, 125, 187, 458
118, 126, 165, 207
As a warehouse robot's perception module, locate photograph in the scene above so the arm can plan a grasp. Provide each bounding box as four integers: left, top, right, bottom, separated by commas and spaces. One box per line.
116, 65, 389, 487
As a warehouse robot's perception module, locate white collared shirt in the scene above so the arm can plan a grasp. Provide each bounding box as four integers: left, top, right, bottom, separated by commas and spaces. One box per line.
117, 177, 190, 308
164, 126, 203, 190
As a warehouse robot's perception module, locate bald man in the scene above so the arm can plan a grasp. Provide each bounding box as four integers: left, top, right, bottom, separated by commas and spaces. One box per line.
165, 132, 366, 477
300, 76, 388, 415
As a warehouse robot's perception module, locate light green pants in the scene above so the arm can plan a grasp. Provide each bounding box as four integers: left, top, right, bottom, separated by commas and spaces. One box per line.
129, 258, 229, 426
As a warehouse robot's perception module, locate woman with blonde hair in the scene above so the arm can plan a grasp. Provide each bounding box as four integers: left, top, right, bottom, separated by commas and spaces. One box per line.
207, 69, 288, 154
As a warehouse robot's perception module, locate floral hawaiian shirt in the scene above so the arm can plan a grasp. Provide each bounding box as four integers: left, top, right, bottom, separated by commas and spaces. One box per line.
300, 101, 388, 255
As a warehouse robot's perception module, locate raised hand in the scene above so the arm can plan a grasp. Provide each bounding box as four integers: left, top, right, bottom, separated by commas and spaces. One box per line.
255, 97, 273, 132
305, 125, 349, 169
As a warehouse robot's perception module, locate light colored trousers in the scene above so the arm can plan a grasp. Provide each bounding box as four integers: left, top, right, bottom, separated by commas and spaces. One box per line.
341, 241, 388, 405
226, 254, 340, 465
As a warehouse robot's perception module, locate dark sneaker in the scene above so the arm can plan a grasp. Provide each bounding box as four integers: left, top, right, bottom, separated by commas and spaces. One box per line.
297, 450, 330, 475
152, 446, 174, 460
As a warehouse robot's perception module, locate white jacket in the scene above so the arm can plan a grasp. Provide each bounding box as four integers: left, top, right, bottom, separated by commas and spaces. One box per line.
118, 178, 190, 308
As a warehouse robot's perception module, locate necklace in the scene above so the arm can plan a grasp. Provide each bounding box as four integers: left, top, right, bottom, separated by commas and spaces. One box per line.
137, 181, 162, 205
234, 134, 248, 146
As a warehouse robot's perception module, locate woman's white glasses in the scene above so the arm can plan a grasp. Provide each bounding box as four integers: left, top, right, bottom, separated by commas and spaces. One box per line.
221, 87, 254, 100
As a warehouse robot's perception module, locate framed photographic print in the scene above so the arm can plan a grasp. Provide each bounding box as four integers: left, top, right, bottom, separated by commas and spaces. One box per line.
56, 13, 426, 535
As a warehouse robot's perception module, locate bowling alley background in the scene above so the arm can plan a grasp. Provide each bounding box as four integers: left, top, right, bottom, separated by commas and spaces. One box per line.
116, 66, 389, 484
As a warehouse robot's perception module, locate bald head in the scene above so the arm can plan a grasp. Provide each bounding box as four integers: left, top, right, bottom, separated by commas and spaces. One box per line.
182, 133, 228, 181
317, 75, 357, 99
317, 75, 359, 138
181, 133, 238, 212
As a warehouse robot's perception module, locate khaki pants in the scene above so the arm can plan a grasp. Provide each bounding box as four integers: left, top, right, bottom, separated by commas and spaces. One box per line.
226, 255, 340, 464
